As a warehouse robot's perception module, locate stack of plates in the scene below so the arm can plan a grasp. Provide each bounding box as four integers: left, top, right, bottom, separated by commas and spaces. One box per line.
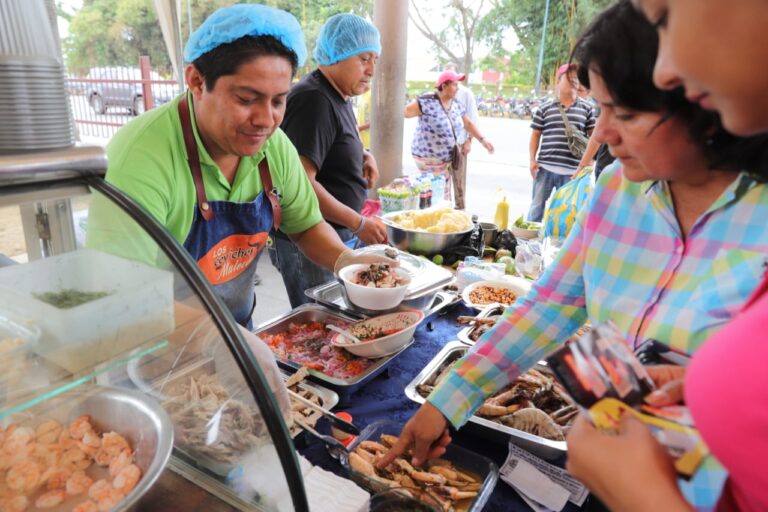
0, 0, 75, 154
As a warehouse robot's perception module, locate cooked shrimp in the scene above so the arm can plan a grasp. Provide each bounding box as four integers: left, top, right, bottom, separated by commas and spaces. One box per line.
3, 427, 33, 453
6, 461, 41, 494
66, 470, 94, 496
88, 479, 112, 502
35, 421, 62, 445
34, 489, 67, 508
96, 488, 125, 511
33, 442, 62, 467
99, 433, 129, 457
108, 449, 133, 478
42, 466, 71, 490
58, 430, 76, 450
68, 416, 94, 440
2, 495, 30, 512
79, 430, 101, 455
72, 500, 99, 512
112, 464, 140, 495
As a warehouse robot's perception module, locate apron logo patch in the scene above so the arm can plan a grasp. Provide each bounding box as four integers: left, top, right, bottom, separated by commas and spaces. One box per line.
198, 232, 268, 285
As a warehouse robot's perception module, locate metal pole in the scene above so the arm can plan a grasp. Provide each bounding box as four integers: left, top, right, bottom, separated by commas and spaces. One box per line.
371, 0, 408, 195
534, 0, 551, 97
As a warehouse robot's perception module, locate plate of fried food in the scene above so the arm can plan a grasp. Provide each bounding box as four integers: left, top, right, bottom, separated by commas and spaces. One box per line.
461, 278, 531, 311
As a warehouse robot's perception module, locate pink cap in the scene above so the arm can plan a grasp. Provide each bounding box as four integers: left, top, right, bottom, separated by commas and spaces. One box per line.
436, 70, 466, 88
557, 63, 576, 78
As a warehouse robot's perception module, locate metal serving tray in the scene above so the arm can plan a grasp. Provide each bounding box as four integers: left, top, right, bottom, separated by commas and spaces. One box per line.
456, 303, 506, 346
404, 341, 567, 461
253, 304, 410, 395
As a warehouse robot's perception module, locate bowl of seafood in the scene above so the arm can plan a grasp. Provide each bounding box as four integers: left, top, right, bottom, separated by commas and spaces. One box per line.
0, 385, 173, 512
338, 263, 411, 311
342, 420, 498, 512
461, 278, 531, 311
330, 310, 424, 358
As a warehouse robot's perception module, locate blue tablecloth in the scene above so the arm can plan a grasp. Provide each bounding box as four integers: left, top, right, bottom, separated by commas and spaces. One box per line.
297, 303, 606, 511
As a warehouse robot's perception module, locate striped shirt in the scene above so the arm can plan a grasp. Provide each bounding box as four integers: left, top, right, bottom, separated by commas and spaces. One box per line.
532, 98, 595, 175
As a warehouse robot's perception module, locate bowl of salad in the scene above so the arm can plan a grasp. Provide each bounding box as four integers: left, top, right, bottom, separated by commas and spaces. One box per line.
509, 215, 541, 240
338, 263, 411, 311
330, 309, 424, 358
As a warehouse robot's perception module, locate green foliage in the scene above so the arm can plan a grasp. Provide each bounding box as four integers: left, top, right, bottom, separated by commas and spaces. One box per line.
481, 0, 616, 89
63, 0, 373, 75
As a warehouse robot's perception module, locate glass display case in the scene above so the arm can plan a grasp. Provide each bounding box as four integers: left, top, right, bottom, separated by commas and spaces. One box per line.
0, 146, 308, 511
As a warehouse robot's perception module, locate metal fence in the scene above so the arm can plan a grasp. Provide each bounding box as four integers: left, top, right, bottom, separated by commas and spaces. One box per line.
65, 56, 181, 141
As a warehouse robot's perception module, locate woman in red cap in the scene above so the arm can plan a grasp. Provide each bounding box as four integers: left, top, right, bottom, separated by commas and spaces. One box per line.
404, 70, 493, 209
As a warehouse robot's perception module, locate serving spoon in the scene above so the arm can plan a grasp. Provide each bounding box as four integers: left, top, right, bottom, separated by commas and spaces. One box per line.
326, 324, 363, 344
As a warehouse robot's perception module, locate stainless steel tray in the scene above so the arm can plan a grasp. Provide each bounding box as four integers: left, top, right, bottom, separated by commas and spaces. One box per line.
253, 304, 410, 394
306, 280, 457, 318
354, 245, 454, 299
404, 341, 567, 461
456, 303, 506, 346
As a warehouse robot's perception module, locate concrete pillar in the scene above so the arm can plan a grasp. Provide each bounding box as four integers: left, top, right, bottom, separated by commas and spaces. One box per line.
371, 0, 408, 196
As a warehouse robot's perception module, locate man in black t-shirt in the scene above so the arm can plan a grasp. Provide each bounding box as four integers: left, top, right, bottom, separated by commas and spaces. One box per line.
273, 13, 388, 307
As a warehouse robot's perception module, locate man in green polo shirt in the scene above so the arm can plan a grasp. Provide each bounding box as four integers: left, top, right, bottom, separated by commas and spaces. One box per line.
100, 4, 391, 327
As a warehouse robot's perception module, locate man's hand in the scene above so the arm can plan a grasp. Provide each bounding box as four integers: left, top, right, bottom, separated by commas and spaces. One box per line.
333, 248, 398, 274
644, 365, 686, 406
566, 414, 692, 512
530, 160, 540, 179
377, 402, 452, 468
357, 217, 388, 246
362, 151, 379, 190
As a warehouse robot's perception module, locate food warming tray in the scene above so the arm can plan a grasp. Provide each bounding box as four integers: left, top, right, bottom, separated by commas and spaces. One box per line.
456, 303, 506, 346
404, 341, 567, 460
253, 304, 411, 394
305, 244, 456, 317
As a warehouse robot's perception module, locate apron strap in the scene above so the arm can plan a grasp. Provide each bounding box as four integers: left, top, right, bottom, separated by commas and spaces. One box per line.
178, 95, 214, 221
258, 158, 282, 231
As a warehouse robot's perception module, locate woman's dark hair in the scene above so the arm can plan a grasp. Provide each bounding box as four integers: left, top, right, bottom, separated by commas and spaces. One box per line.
192, 35, 298, 91
572, 0, 768, 178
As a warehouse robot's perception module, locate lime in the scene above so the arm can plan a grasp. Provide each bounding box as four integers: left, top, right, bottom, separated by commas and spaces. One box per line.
496, 255, 516, 275
432, 254, 444, 265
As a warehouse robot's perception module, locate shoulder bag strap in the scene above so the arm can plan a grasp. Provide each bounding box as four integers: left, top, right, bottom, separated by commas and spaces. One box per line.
258, 158, 282, 231
178, 95, 214, 221
556, 102, 575, 135
439, 99, 460, 145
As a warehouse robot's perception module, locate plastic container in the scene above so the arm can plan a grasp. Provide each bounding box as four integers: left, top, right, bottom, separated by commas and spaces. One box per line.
0, 249, 174, 373
0, 312, 40, 389
342, 420, 498, 512
494, 196, 509, 230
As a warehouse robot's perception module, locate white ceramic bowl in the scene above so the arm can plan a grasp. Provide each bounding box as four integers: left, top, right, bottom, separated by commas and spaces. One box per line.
331, 310, 424, 358
338, 264, 411, 311
510, 225, 540, 240
462, 278, 532, 310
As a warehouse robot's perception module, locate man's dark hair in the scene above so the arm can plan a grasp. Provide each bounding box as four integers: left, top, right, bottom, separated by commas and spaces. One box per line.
571, 0, 768, 178
192, 35, 298, 91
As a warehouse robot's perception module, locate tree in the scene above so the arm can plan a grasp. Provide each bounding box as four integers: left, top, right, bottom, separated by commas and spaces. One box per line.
481, 0, 615, 89
409, 0, 489, 78
63, 0, 374, 75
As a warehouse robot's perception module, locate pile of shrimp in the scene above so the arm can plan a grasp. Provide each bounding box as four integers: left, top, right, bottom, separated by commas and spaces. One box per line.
0, 415, 142, 512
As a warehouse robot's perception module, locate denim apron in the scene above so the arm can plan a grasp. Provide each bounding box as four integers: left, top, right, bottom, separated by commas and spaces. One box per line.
178, 96, 282, 327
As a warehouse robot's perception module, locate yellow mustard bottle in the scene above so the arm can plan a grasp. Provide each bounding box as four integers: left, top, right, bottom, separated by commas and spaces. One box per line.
494, 196, 509, 230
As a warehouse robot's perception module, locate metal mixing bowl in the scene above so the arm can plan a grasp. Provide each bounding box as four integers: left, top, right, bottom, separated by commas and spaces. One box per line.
381, 212, 472, 256
68, 386, 174, 512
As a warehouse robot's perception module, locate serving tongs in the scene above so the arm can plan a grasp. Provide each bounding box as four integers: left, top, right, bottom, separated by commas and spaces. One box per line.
287, 388, 360, 436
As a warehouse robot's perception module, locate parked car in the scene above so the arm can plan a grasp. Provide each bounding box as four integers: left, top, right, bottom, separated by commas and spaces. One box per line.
86, 67, 179, 116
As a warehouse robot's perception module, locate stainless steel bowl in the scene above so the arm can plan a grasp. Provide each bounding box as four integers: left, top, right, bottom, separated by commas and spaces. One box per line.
381, 212, 472, 256
479, 222, 498, 246
69, 386, 174, 511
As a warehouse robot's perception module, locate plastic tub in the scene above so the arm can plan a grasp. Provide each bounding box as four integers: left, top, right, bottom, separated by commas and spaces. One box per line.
0, 313, 40, 389
0, 249, 174, 373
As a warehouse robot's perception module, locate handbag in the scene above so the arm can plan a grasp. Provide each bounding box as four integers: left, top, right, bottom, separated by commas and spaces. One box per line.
541, 165, 595, 238
557, 103, 590, 159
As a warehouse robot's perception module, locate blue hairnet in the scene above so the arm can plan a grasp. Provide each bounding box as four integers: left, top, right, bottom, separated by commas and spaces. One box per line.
184, 4, 307, 66
314, 14, 381, 66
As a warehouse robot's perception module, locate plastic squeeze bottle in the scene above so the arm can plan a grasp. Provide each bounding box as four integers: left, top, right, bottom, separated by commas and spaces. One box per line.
495, 196, 509, 230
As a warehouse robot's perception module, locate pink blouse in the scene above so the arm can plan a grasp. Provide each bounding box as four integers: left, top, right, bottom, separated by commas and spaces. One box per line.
686, 276, 768, 512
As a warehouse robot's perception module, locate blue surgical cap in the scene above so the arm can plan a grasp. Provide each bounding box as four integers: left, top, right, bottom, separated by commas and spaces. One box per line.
313, 14, 381, 66
184, 4, 307, 67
